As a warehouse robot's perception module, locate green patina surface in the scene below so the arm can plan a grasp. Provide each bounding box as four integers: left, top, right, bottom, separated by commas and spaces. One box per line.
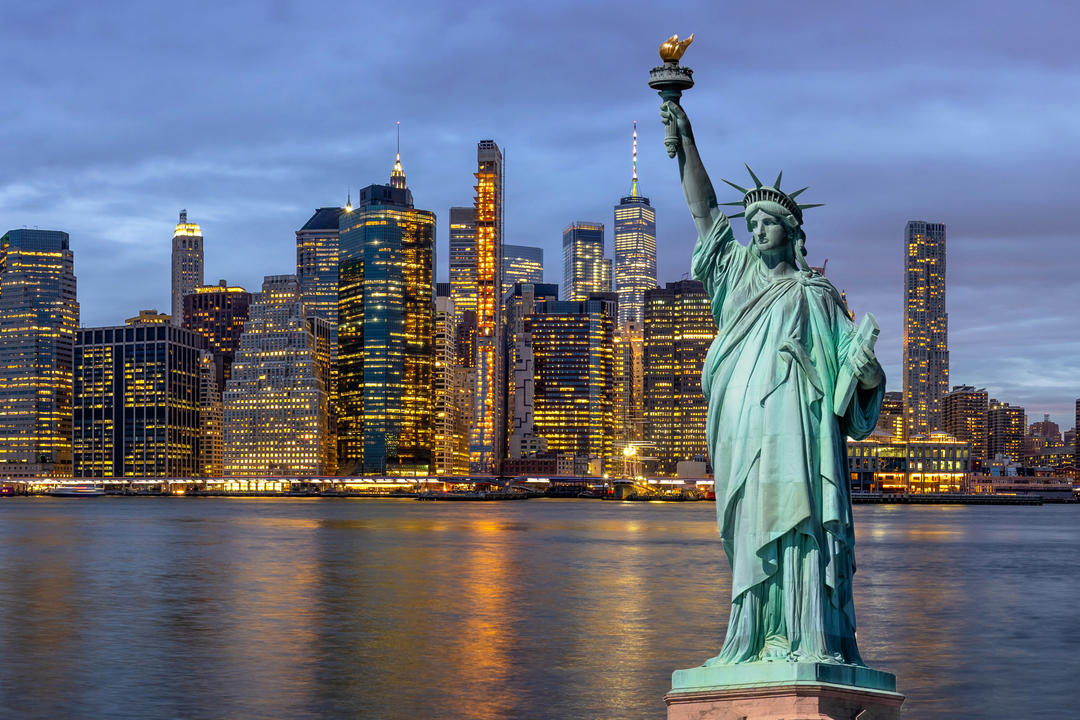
670, 662, 898, 694
655, 39, 894, 688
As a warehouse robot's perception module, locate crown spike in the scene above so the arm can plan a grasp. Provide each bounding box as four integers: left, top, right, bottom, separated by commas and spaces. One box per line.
745, 164, 763, 189
774, 170, 783, 189
788, 186, 809, 199
718, 201, 745, 207
721, 178, 749, 194
797, 203, 825, 210
728, 211, 745, 218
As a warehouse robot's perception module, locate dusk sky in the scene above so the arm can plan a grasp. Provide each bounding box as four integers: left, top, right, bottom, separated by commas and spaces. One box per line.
2, 1, 1078, 428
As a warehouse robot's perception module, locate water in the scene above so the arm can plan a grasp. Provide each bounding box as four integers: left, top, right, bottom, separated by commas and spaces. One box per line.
0, 498, 1074, 719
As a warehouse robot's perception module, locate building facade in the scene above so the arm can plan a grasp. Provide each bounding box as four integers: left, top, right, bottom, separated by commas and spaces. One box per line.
470, 140, 504, 473
847, 434, 969, 494
433, 296, 470, 475
501, 244, 544, 298
0, 229, 79, 478
942, 385, 988, 469
562, 222, 608, 301
171, 211, 204, 326
196, 351, 223, 476
875, 390, 904, 441
224, 275, 334, 476
296, 207, 345, 325
613, 321, 644, 453
902, 220, 948, 437
644, 280, 715, 476
527, 295, 616, 467
503, 282, 560, 461
338, 156, 435, 476
73, 318, 204, 478
986, 399, 1025, 462
448, 206, 477, 331
613, 122, 657, 328
182, 281, 252, 395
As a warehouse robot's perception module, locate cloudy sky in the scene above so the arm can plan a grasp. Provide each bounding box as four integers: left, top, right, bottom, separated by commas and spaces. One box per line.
2, 0, 1078, 428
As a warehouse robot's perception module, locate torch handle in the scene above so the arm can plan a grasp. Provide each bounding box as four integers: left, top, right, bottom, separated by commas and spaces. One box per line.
658, 88, 683, 157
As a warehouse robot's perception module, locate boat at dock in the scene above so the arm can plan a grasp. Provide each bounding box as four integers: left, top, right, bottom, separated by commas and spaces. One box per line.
48, 485, 105, 497
417, 490, 529, 501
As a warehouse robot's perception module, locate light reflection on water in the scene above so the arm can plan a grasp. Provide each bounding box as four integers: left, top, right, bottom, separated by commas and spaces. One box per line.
0, 498, 1074, 719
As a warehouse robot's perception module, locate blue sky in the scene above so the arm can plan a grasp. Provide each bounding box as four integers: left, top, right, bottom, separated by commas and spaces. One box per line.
2, 0, 1078, 428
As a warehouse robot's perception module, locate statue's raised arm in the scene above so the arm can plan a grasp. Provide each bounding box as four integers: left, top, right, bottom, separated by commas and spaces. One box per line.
660, 101, 722, 240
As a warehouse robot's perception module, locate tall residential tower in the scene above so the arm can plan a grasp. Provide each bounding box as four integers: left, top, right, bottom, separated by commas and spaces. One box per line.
902, 221, 948, 437
470, 139, 504, 473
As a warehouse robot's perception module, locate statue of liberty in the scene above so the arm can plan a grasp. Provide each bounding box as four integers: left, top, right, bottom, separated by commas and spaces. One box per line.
659, 99, 886, 666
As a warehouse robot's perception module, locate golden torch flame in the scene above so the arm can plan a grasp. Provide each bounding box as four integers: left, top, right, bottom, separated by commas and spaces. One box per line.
659, 33, 694, 63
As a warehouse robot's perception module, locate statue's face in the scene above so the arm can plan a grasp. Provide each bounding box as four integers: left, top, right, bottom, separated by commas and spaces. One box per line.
749, 211, 789, 252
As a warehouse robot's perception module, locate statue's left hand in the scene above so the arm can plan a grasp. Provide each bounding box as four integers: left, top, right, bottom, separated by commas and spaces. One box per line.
852, 345, 884, 390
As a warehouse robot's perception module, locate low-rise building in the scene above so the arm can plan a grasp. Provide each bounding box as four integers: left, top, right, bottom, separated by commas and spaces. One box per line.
847, 432, 969, 493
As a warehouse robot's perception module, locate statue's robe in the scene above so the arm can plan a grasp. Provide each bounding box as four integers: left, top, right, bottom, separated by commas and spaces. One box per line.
691, 214, 884, 664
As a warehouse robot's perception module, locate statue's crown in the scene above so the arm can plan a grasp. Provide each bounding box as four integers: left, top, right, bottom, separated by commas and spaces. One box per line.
720, 165, 822, 225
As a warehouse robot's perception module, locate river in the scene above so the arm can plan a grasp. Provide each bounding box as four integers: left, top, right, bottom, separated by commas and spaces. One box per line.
0, 498, 1074, 719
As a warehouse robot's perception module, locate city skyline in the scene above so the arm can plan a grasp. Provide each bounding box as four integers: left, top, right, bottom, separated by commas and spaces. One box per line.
2, 1, 1078, 426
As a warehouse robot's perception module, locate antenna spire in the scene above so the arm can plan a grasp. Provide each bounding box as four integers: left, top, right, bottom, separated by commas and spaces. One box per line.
631, 121, 638, 197
390, 121, 407, 189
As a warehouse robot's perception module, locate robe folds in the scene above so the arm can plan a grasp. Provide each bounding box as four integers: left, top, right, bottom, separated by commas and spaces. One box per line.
691, 213, 884, 663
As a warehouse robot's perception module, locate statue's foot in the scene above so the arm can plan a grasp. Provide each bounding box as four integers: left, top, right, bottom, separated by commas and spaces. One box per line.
759, 646, 789, 662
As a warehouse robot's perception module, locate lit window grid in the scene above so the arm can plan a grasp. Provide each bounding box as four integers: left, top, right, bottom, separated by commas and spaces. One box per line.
614, 199, 657, 328
339, 201, 435, 475
0, 235, 78, 477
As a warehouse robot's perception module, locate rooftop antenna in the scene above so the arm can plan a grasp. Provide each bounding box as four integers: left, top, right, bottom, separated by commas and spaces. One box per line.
390, 121, 407, 189
632, 121, 638, 197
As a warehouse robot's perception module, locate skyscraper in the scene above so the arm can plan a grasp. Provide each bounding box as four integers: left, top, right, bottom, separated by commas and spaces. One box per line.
903, 220, 948, 438
182, 281, 252, 395
73, 317, 204, 478
296, 206, 345, 440
224, 275, 334, 476
528, 295, 616, 466
501, 244, 544, 297
171, 210, 204, 326
562, 222, 607, 301
614, 121, 657, 328
448, 206, 477, 330
296, 207, 345, 325
0, 229, 78, 478
942, 385, 988, 469
470, 139, 504, 473
644, 280, 715, 476
338, 151, 435, 476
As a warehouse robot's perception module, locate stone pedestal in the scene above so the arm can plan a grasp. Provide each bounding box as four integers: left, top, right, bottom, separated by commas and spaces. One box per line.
665, 662, 904, 720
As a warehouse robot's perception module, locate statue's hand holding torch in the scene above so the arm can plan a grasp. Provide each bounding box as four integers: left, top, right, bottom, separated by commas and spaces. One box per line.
659, 101, 691, 158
